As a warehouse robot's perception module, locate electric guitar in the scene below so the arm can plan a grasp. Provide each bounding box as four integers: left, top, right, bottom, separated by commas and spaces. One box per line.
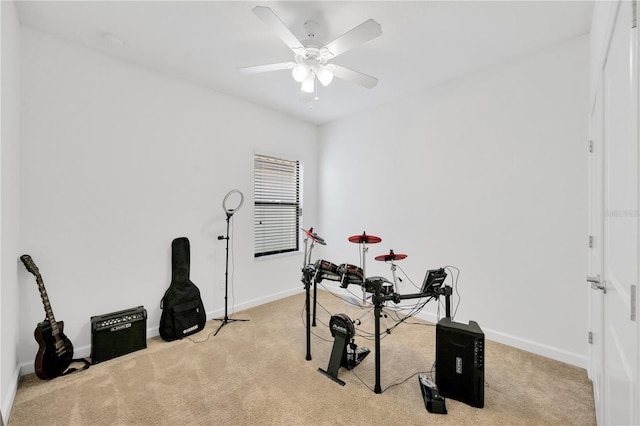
20, 255, 74, 380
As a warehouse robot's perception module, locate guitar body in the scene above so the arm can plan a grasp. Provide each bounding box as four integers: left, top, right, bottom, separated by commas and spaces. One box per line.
33, 319, 74, 380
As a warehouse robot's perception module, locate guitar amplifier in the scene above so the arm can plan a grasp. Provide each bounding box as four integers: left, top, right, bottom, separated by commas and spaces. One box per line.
91, 306, 147, 364
436, 317, 485, 408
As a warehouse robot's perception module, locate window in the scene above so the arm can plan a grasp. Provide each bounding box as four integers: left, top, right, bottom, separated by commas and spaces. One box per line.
254, 153, 301, 258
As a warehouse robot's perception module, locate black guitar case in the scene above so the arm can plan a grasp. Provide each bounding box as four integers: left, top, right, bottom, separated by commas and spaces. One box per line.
159, 237, 206, 341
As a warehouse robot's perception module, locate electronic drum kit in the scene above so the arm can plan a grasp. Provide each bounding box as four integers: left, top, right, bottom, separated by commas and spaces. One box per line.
302, 228, 407, 301
301, 228, 406, 386
300, 227, 405, 364
301, 227, 453, 394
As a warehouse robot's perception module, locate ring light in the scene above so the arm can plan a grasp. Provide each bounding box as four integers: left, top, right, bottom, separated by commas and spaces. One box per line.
223, 189, 244, 215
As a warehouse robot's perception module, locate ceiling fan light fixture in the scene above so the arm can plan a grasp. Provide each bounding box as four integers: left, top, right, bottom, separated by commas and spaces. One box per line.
301, 72, 316, 93
316, 64, 334, 86
292, 64, 309, 83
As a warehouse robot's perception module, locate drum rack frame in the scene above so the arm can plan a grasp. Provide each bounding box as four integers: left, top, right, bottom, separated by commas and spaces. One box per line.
301, 268, 453, 394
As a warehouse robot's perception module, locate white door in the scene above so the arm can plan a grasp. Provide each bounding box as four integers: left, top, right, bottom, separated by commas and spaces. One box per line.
591, 1, 639, 424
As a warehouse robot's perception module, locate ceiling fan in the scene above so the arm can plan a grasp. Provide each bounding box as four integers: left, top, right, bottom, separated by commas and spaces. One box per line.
238, 6, 382, 96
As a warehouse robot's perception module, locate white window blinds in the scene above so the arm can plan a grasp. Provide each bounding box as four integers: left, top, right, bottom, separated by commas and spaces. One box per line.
254, 154, 301, 257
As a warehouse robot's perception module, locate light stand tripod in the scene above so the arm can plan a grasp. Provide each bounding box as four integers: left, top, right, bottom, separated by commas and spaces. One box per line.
214, 190, 248, 336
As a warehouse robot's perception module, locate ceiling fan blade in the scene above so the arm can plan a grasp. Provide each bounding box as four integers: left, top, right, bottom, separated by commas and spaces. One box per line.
332, 65, 379, 89
238, 62, 296, 74
252, 6, 305, 54
323, 19, 382, 58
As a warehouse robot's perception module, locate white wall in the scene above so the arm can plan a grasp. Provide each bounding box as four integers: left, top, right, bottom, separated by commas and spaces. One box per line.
316, 35, 589, 367
18, 27, 317, 370
589, 1, 618, 107
1, 0, 22, 421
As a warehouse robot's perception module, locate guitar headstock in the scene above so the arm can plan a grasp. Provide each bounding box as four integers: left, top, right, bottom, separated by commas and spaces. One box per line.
20, 254, 41, 277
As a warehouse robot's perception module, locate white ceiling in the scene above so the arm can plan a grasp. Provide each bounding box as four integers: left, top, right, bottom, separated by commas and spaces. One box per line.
15, 1, 593, 125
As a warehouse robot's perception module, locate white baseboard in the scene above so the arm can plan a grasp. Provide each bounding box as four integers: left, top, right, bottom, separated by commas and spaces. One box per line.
415, 310, 588, 369
315, 283, 588, 369
203, 286, 303, 324
17, 287, 305, 378
2, 363, 20, 424
148, 286, 304, 340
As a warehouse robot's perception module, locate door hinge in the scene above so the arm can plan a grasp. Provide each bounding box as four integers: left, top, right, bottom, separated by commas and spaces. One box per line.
588, 235, 593, 248
589, 140, 594, 153
588, 331, 593, 344
632, 0, 637, 29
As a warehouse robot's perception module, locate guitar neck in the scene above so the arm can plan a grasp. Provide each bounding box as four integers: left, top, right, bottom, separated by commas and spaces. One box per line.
21, 255, 61, 337
37, 282, 61, 339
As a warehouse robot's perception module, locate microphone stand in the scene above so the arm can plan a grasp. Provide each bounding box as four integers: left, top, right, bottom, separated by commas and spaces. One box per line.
214, 210, 248, 336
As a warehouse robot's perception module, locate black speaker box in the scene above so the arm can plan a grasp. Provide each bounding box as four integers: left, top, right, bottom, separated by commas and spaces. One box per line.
435, 317, 485, 408
91, 306, 147, 364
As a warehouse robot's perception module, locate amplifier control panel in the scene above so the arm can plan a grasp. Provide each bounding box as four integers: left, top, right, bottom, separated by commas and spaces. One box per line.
95, 312, 145, 329
91, 306, 147, 332
474, 338, 484, 369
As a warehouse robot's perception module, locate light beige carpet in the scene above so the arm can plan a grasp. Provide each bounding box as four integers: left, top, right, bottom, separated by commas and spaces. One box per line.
8, 290, 595, 425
